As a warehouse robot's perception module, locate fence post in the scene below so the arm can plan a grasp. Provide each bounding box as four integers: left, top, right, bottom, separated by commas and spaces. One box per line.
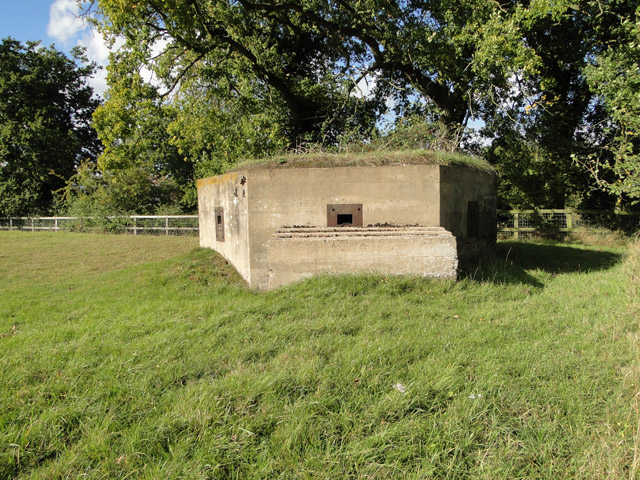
513, 212, 519, 240
9, 218, 12, 231
31, 218, 34, 232
165, 216, 169, 236
566, 210, 573, 232
133, 217, 137, 235
54, 217, 58, 232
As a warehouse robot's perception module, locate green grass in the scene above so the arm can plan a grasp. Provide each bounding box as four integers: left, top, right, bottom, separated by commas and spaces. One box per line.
228, 149, 493, 172
0, 232, 638, 479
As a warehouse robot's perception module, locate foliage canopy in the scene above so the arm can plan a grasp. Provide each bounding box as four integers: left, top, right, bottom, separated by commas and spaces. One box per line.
0, 38, 101, 216
83, 0, 640, 209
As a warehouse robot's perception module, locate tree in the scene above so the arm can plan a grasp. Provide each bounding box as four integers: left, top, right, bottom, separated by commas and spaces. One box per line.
580, 6, 640, 202
91, 47, 291, 211
91, 64, 192, 210
92, 0, 531, 141
93, 0, 381, 145
166, 74, 291, 182
91, 0, 640, 207
0, 38, 101, 216
483, 0, 639, 208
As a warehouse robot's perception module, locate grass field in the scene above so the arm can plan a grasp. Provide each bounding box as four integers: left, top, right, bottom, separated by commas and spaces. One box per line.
0, 231, 638, 479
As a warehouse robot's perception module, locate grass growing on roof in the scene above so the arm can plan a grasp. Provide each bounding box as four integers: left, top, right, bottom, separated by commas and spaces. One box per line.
227, 148, 493, 172
0, 232, 638, 478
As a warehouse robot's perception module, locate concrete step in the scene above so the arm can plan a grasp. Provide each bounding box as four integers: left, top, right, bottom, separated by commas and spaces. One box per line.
267, 226, 458, 289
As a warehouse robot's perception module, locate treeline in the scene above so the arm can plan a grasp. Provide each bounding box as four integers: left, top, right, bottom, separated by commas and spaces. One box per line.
1, 0, 639, 217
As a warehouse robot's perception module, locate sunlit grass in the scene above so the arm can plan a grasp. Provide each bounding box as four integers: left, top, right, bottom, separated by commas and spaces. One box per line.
0, 232, 637, 478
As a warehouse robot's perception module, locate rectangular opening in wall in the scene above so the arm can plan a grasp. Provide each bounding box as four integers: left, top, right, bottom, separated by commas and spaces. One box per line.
467, 201, 478, 238
327, 204, 363, 227
337, 214, 353, 226
215, 206, 225, 242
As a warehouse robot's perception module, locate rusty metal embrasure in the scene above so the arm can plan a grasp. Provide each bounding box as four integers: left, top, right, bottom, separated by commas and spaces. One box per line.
215, 206, 225, 241
327, 204, 363, 227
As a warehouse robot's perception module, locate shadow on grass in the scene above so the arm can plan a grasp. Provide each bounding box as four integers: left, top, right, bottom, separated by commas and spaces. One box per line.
185, 242, 623, 293
463, 241, 623, 288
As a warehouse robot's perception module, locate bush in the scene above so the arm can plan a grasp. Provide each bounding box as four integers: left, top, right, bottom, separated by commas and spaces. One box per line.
57, 162, 187, 233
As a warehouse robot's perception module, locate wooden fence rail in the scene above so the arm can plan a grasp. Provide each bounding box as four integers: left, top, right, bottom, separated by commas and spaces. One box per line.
497, 209, 640, 239
0, 215, 199, 236
2, 210, 638, 239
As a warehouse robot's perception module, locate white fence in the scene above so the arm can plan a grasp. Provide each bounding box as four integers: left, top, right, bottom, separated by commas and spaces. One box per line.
0, 215, 199, 235
498, 209, 640, 239
3, 210, 639, 238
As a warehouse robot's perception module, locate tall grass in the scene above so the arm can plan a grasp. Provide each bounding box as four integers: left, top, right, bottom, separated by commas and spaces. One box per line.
0, 232, 638, 479
229, 149, 492, 172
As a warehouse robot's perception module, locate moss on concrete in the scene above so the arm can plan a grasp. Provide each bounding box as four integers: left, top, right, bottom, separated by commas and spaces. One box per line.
227, 149, 494, 173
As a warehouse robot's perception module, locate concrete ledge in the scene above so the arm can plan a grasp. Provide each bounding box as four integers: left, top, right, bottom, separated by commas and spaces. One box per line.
273, 226, 454, 238
266, 226, 457, 290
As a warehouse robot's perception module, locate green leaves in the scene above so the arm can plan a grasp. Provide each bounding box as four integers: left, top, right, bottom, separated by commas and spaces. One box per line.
86, 0, 640, 208
579, 6, 640, 201
0, 38, 101, 216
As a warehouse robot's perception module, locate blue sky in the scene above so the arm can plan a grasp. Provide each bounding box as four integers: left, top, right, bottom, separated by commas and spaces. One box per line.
0, 1, 53, 45
1, 0, 111, 93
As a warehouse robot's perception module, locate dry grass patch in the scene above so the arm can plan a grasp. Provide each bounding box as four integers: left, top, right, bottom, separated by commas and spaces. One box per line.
228, 149, 493, 172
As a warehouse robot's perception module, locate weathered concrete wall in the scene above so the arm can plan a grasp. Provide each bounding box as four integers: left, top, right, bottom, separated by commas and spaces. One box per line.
267, 227, 457, 290
247, 165, 442, 288
439, 166, 497, 262
197, 171, 251, 283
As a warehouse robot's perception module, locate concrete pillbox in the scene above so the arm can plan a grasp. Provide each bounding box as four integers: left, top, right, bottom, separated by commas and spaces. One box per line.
197, 163, 496, 290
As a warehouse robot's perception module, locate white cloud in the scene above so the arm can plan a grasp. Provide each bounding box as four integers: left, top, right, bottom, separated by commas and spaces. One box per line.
78, 30, 126, 96
47, 0, 86, 45
140, 37, 169, 87
353, 74, 377, 99
82, 30, 111, 65
47, 1, 169, 97
48, 0, 122, 97
80, 31, 112, 95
